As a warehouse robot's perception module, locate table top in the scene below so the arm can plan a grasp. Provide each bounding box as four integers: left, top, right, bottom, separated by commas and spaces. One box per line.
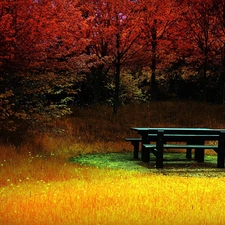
131, 127, 225, 134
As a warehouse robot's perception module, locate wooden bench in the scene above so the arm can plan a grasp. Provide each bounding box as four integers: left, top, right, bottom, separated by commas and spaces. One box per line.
125, 133, 219, 160
143, 143, 218, 168
141, 130, 225, 168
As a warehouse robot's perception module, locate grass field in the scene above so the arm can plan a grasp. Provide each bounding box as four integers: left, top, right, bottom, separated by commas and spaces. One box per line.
1, 102, 225, 225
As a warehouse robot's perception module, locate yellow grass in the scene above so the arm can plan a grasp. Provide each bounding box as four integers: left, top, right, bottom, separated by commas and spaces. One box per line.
1, 151, 225, 225
1, 102, 225, 224
1, 145, 225, 224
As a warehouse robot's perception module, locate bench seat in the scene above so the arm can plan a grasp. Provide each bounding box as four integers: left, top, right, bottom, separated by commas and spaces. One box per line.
143, 144, 218, 150
143, 143, 219, 168
125, 134, 219, 160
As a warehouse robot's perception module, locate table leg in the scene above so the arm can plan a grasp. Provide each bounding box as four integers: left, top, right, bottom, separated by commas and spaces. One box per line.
217, 131, 225, 168
141, 134, 150, 162
194, 140, 204, 162
156, 130, 164, 168
197, 148, 204, 162
132, 141, 139, 160
186, 142, 192, 160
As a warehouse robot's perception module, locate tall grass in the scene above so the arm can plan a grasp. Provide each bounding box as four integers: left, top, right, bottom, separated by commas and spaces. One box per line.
1, 157, 225, 225
1, 101, 225, 224
31, 101, 225, 158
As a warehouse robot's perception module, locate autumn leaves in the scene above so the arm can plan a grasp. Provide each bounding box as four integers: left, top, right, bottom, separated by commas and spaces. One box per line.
0, 0, 225, 129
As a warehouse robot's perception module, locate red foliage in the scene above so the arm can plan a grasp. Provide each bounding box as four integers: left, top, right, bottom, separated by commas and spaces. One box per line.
0, 0, 225, 128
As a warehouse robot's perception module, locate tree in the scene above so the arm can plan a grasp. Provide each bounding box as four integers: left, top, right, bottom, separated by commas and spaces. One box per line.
106, 0, 143, 114
137, 0, 183, 100
212, 0, 225, 103
78, 0, 143, 114
0, 0, 83, 133
77, 0, 112, 104
109, 0, 140, 114
181, 0, 221, 102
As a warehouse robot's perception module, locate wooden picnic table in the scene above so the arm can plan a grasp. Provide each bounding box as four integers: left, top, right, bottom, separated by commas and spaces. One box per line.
130, 127, 225, 168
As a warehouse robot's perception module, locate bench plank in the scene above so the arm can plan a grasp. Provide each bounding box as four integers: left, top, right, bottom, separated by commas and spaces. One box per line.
143, 144, 218, 149
125, 138, 142, 142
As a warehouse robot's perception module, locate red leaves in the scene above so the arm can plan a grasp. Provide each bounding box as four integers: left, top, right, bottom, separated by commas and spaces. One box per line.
0, 0, 224, 73
0, 0, 224, 127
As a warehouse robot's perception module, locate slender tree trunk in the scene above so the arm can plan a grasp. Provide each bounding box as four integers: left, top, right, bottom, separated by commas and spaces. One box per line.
150, 19, 157, 101
92, 65, 104, 104
113, 29, 121, 115
93, 72, 102, 104
113, 61, 121, 115
151, 49, 157, 101
202, 55, 207, 102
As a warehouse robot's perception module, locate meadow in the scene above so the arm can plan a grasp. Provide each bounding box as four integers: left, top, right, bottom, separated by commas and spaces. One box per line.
1, 101, 225, 225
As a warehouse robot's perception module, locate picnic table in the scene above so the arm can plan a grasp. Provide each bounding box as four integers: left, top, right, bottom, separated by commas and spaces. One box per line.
127, 127, 225, 168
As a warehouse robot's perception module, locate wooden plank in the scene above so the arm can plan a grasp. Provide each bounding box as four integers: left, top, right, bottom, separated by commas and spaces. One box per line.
143, 144, 217, 149
164, 144, 217, 149
148, 134, 219, 141
125, 138, 142, 141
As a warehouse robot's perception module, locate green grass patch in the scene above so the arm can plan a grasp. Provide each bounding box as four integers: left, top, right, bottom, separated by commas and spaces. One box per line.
69, 152, 225, 178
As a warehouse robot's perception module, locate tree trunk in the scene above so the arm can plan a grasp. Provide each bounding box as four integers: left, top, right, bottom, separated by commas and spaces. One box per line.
92, 65, 104, 104
151, 50, 157, 101
113, 62, 120, 115
150, 19, 158, 101
113, 30, 121, 115
202, 55, 207, 102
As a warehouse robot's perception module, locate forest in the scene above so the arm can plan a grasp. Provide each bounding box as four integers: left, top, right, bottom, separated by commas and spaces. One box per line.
2, 1, 225, 224
1, 0, 225, 134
